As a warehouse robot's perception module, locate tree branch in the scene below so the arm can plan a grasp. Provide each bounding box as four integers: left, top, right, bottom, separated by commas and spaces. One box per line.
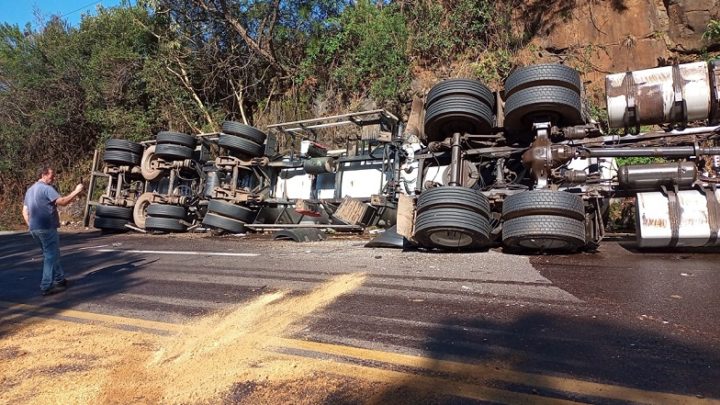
166, 58, 217, 131
193, 0, 287, 75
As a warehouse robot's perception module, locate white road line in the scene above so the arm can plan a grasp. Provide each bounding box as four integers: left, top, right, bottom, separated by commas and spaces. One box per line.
77, 244, 110, 250
96, 249, 259, 257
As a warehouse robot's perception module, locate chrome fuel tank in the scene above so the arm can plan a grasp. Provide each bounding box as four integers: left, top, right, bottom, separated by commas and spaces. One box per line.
636, 189, 720, 248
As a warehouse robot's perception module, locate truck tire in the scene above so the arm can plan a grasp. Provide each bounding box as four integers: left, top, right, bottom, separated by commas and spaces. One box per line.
504, 64, 582, 98
218, 134, 264, 157
502, 191, 585, 221
103, 150, 141, 166
93, 216, 128, 231
426, 79, 495, 110
413, 207, 490, 250
502, 215, 586, 252
156, 131, 196, 148
106, 139, 143, 155
145, 216, 187, 232
155, 144, 193, 160
202, 212, 248, 234
221, 121, 267, 144
95, 205, 133, 220
504, 85, 583, 134
417, 186, 490, 217
207, 200, 254, 223
424, 95, 494, 142
147, 204, 187, 219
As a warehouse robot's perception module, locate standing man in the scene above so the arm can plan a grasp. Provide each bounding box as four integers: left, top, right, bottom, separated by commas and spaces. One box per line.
22, 165, 84, 296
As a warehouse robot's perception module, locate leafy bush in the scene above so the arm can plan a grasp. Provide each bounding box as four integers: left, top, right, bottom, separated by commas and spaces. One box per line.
703, 19, 720, 42
298, 1, 410, 104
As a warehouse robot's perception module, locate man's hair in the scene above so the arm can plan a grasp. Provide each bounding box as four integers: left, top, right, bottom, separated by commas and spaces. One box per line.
37, 164, 53, 179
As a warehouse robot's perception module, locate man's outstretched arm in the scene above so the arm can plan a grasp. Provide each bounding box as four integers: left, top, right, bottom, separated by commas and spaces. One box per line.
55, 184, 84, 207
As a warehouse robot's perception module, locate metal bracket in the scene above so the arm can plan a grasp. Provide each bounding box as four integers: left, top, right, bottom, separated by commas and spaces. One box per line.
624, 71, 640, 135
661, 184, 681, 247
671, 62, 688, 128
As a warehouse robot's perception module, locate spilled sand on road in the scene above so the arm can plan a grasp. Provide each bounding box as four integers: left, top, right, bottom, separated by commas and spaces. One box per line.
1, 273, 379, 404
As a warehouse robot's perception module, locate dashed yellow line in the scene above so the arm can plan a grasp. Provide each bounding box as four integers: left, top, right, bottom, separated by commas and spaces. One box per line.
1, 300, 716, 404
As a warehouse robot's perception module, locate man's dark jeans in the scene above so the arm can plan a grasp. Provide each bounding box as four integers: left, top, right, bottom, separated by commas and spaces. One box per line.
30, 228, 65, 291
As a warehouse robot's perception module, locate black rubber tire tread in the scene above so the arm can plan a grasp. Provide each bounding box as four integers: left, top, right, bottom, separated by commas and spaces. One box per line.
504, 86, 583, 133
207, 200, 254, 223
221, 121, 267, 144
502, 191, 585, 221
93, 216, 128, 231
424, 95, 494, 141
156, 131, 196, 148
106, 139, 143, 155
202, 212, 247, 234
145, 216, 187, 232
103, 150, 141, 166
426, 79, 495, 110
218, 134, 264, 157
504, 64, 582, 98
502, 215, 586, 252
413, 208, 490, 250
95, 205, 133, 220
146, 204, 187, 219
154, 144, 193, 160
417, 187, 490, 217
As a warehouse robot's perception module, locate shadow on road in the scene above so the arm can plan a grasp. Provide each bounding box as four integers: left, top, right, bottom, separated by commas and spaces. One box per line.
371, 312, 720, 403
0, 231, 149, 338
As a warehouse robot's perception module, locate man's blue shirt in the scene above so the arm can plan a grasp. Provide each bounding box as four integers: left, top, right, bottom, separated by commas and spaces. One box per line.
24, 182, 60, 230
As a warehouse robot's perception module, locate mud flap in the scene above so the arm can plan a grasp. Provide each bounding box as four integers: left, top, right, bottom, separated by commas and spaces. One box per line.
396, 194, 416, 241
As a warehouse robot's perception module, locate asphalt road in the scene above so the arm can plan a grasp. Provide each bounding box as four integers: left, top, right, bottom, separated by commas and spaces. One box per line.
1, 230, 719, 404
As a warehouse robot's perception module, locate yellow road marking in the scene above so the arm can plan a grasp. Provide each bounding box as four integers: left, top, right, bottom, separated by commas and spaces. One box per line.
0, 301, 182, 333
274, 337, 715, 405
269, 351, 582, 405
1, 300, 716, 404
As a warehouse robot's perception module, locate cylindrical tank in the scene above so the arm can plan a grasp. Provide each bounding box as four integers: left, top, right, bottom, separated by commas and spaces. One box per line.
618, 162, 696, 191
303, 157, 336, 175
606, 62, 714, 129
636, 189, 720, 248
202, 164, 220, 198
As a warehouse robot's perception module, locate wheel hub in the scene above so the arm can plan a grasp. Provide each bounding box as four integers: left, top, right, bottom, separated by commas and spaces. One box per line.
428, 230, 474, 248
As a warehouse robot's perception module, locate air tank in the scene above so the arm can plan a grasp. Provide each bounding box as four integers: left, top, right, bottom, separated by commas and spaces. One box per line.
202, 163, 220, 198
606, 62, 719, 130
618, 162, 696, 191
303, 157, 336, 175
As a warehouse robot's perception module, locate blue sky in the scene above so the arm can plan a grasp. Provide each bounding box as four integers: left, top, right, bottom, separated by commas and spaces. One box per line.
0, 0, 134, 28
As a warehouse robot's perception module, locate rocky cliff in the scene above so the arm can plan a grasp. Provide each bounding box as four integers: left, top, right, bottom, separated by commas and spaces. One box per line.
516, 0, 719, 98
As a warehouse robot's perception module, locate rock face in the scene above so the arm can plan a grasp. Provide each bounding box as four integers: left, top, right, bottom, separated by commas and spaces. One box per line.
517, 0, 719, 96
665, 0, 720, 51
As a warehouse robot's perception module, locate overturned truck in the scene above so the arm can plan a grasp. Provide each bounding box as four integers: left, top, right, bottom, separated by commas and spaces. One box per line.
87, 60, 720, 253
407, 60, 720, 252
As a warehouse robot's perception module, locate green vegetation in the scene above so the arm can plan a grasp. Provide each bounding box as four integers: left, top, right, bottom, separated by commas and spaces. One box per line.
615, 157, 666, 166
703, 19, 720, 42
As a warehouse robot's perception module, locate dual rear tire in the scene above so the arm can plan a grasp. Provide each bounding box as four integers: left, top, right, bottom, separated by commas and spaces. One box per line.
201, 200, 255, 234
413, 187, 491, 250
501, 191, 586, 252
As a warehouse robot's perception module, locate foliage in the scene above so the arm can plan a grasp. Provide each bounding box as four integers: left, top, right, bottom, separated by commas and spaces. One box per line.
615, 157, 667, 166
297, 1, 411, 106
703, 19, 720, 42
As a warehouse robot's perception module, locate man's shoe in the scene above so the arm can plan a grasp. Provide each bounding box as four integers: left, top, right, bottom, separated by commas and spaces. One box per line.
41, 286, 60, 296
55, 279, 68, 288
